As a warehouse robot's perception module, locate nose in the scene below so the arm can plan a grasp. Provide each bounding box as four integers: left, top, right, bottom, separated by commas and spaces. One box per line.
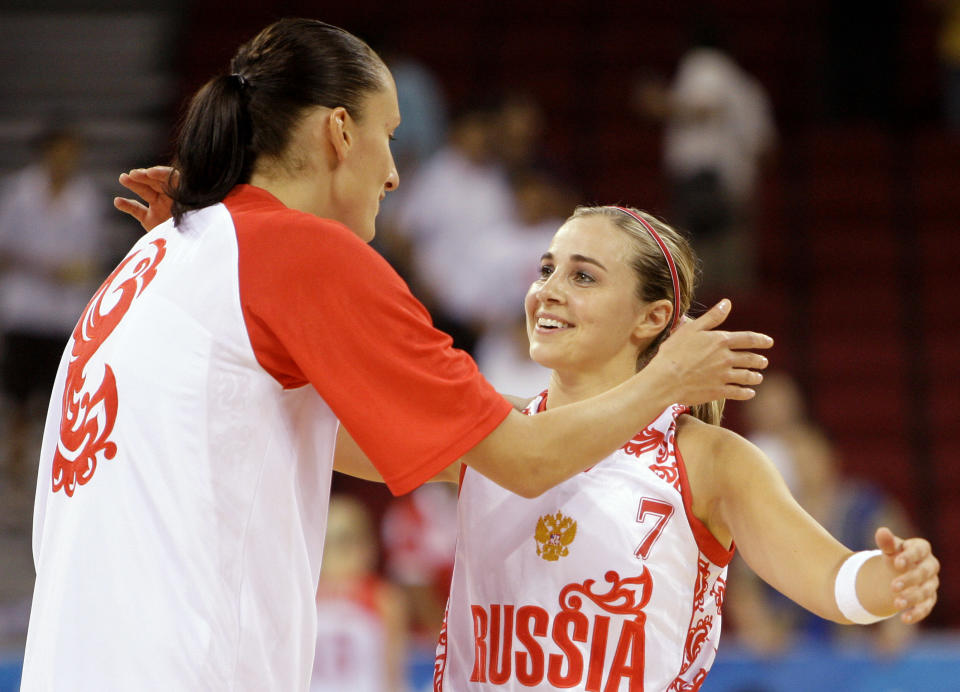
385, 159, 399, 192
534, 271, 565, 304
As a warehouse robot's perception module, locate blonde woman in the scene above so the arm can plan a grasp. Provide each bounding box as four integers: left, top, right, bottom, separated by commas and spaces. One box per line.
427, 206, 938, 691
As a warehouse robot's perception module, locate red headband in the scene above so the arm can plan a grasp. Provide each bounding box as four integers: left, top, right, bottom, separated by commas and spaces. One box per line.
611, 206, 682, 332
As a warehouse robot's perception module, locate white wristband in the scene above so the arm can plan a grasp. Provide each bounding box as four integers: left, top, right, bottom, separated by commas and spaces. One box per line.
834, 549, 892, 625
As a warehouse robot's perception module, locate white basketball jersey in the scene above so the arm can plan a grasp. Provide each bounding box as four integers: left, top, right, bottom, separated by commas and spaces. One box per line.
436, 395, 732, 692
21, 185, 511, 691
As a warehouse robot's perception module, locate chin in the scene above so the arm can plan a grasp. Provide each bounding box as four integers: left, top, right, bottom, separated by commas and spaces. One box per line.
528, 345, 561, 371
357, 218, 376, 243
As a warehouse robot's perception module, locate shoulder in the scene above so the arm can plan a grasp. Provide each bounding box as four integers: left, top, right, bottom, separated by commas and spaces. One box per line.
678, 414, 779, 484
676, 414, 752, 461
227, 189, 388, 276
675, 414, 779, 543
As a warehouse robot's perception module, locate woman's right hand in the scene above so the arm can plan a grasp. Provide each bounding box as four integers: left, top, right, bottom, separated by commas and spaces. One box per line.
113, 166, 177, 232
650, 299, 773, 405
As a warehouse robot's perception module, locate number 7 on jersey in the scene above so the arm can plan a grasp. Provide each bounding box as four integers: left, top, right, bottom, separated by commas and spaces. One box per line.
634, 497, 674, 560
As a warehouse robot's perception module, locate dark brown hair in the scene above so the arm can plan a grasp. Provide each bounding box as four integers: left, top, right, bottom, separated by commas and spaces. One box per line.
171, 18, 386, 223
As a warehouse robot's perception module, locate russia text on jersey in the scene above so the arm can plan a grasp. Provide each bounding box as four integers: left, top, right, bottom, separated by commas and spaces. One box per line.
468, 568, 652, 691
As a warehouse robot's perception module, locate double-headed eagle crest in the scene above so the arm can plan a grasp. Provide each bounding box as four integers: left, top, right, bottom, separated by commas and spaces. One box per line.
535, 511, 577, 561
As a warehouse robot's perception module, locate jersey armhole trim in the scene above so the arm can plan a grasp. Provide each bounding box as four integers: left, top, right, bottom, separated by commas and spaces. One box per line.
674, 438, 735, 567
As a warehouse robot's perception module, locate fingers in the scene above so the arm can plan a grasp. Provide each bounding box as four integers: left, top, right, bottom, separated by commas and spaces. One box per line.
688, 299, 731, 331
720, 384, 757, 401
884, 535, 940, 624
875, 526, 902, 556
893, 554, 940, 592
900, 594, 937, 624
893, 537, 931, 569
125, 165, 175, 182
895, 569, 939, 623
142, 165, 175, 181
118, 177, 158, 203
729, 351, 770, 371
113, 197, 148, 224
119, 172, 166, 200
721, 330, 775, 352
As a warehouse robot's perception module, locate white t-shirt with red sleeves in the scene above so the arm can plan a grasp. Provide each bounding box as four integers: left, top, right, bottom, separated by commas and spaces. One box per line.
21, 185, 511, 691
436, 395, 732, 692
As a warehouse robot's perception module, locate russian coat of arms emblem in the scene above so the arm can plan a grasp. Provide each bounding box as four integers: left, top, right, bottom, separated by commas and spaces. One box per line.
535, 511, 577, 561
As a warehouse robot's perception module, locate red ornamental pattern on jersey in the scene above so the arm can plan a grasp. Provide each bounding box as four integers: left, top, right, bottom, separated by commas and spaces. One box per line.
434, 601, 450, 692
623, 404, 686, 492
52, 239, 167, 496
667, 556, 724, 692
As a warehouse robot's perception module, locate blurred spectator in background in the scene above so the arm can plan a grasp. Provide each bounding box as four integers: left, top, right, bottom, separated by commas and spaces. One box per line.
380, 484, 458, 646
383, 100, 515, 353
495, 91, 547, 179
382, 52, 447, 177
933, 0, 960, 129
472, 170, 566, 398
381, 89, 569, 396
728, 372, 917, 657
311, 495, 408, 692
360, 26, 448, 183
0, 123, 105, 488
635, 22, 776, 298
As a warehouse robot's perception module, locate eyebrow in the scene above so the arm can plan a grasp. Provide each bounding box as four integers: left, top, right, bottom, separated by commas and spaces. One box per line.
540, 252, 608, 271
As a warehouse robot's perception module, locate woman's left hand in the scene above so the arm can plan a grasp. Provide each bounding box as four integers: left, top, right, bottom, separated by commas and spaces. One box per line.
878, 527, 940, 624
113, 166, 177, 232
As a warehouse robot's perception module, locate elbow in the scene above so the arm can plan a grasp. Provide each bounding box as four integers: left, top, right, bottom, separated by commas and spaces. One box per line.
509, 455, 555, 498
494, 455, 553, 499
512, 479, 548, 499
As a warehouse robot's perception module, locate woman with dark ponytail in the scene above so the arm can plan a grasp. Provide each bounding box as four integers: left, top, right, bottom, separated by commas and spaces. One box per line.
24, 18, 775, 691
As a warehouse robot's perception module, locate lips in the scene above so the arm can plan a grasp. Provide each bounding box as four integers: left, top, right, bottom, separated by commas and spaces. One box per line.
535, 314, 573, 330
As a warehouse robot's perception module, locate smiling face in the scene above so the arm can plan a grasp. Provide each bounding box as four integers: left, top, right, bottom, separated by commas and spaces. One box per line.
328, 70, 401, 241
524, 215, 658, 383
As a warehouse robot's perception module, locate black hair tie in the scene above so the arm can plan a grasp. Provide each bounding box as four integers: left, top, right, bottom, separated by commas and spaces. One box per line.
230, 73, 249, 90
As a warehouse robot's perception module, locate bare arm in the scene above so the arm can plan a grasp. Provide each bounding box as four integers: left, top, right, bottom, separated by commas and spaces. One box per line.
684, 420, 939, 624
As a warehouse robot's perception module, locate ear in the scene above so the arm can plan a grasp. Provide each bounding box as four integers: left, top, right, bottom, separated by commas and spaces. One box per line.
326, 107, 353, 163
631, 299, 673, 342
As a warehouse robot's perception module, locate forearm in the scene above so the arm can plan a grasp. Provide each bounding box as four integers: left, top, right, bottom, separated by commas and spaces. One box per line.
462, 366, 674, 497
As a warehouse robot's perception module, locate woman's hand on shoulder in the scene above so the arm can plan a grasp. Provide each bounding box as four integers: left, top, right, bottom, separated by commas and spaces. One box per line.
651, 299, 773, 406
113, 166, 178, 232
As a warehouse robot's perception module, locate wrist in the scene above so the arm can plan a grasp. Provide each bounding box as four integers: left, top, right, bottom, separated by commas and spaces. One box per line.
633, 359, 677, 412
835, 550, 896, 624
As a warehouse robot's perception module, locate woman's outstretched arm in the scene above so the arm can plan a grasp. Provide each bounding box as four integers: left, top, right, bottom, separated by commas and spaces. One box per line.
682, 419, 939, 624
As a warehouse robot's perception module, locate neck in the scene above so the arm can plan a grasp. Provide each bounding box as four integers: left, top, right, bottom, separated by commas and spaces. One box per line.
544, 365, 636, 410
248, 165, 330, 217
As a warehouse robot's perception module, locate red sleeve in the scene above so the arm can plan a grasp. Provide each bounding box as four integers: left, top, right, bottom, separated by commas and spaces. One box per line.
227, 187, 512, 495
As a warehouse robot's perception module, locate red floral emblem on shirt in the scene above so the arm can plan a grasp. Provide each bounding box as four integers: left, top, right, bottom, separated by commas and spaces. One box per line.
669, 667, 709, 692
692, 556, 711, 611
558, 567, 653, 621
711, 576, 727, 615
624, 406, 686, 492
51, 239, 166, 496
